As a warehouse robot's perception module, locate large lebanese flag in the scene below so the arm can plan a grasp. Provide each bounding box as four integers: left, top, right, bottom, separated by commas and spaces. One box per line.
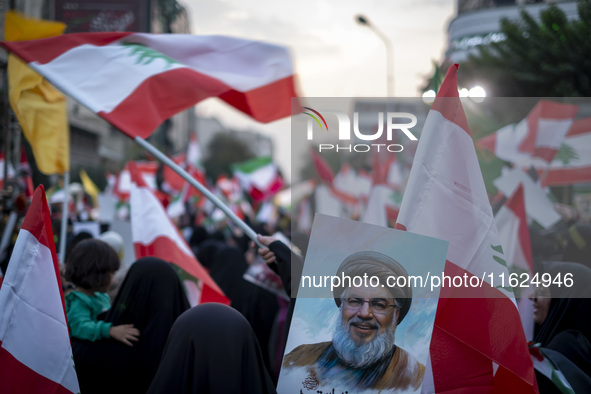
494, 184, 535, 341
395, 65, 536, 392
1, 32, 299, 138
128, 161, 229, 306
0, 185, 80, 393
477, 100, 578, 164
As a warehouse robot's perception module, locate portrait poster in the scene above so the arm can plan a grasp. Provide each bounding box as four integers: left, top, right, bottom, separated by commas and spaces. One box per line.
277, 214, 448, 393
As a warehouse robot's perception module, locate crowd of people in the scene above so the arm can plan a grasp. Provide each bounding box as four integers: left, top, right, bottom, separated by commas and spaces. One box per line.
50, 213, 305, 393
0, 185, 590, 392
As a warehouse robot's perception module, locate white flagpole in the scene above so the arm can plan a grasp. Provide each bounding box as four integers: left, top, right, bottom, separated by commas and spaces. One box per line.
133, 136, 264, 249
59, 171, 70, 265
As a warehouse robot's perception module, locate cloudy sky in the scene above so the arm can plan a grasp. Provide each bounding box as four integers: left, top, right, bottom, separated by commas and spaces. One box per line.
182, 0, 456, 181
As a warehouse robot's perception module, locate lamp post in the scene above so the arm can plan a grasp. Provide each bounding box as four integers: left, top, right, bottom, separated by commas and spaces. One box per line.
356, 14, 393, 97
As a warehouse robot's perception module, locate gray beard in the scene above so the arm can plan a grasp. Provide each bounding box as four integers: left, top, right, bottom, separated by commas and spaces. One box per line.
331, 313, 397, 368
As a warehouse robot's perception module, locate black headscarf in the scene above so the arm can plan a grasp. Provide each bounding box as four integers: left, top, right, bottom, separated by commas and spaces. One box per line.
195, 238, 225, 270
208, 245, 259, 315
534, 261, 591, 383
106, 257, 191, 392
208, 244, 280, 379
147, 303, 277, 394
72, 257, 190, 394
534, 260, 591, 347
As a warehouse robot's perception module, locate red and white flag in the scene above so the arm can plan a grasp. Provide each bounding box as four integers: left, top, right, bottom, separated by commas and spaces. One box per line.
478, 100, 578, 164
494, 183, 535, 341
310, 151, 360, 211
128, 161, 229, 306
114, 160, 158, 201
528, 117, 591, 186
163, 133, 207, 195
395, 65, 536, 391
0, 185, 80, 393
1, 32, 299, 139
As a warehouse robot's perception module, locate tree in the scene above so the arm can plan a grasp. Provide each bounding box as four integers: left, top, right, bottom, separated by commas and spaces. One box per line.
202, 132, 255, 183
460, 0, 591, 97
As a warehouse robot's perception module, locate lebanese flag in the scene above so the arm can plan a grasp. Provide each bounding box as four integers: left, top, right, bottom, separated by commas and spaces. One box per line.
395, 65, 536, 392
361, 184, 402, 227
114, 160, 158, 200
332, 164, 372, 217
494, 184, 535, 340
527, 117, 591, 186
478, 100, 577, 164
0, 185, 80, 393
1, 32, 299, 139
233, 156, 284, 202
311, 151, 360, 208
361, 150, 404, 227
163, 134, 207, 195
128, 161, 229, 306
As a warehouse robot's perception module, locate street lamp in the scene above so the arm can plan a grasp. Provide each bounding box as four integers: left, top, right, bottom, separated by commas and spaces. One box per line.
355, 14, 393, 97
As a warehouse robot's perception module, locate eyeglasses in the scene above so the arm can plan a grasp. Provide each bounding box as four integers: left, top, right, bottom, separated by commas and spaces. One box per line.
342, 298, 398, 314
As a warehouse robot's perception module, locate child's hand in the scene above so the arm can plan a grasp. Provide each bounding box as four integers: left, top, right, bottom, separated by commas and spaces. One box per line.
109, 324, 140, 346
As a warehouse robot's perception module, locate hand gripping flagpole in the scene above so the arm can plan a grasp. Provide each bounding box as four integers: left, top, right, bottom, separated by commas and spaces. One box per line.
133, 136, 265, 249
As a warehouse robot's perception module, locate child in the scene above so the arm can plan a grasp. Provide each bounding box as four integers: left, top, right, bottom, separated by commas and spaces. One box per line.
65, 238, 140, 346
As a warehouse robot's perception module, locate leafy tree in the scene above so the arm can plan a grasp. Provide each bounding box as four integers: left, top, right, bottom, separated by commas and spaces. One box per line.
460, 0, 591, 97
202, 132, 255, 183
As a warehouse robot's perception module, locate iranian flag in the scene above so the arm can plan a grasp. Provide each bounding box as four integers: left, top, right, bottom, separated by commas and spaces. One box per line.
0, 185, 80, 393
478, 100, 578, 164
1, 32, 298, 139
128, 161, 228, 306
233, 156, 284, 202
395, 65, 536, 391
494, 183, 535, 341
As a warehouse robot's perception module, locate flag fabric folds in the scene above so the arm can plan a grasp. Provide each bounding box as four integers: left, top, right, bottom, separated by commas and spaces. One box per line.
1, 32, 299, 139
532, 117, 591, 186
128, 161, 229, 306
477, 100, 578, 165
494, 183, 535, 341
395, 65, 536, 391
0, 185, 80, 393
5, 11, 69, 175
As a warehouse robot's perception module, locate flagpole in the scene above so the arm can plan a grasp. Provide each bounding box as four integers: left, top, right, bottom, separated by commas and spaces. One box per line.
59, 171, 69, 265
133, 136, 265, 249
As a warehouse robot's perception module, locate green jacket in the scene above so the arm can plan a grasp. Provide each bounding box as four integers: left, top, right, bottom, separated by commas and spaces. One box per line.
65, 290, 112, 341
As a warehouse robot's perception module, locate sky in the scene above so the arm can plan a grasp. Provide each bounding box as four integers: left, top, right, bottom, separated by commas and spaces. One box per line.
182, 0, 457, 182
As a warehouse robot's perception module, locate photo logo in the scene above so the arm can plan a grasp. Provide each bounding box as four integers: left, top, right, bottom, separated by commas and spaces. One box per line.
303, 107, 329, 132
303, 109, 418, 153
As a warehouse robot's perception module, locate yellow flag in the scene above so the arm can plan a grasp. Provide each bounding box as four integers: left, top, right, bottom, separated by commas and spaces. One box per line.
79, 168, 99, 207
5, 11, 69, 175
